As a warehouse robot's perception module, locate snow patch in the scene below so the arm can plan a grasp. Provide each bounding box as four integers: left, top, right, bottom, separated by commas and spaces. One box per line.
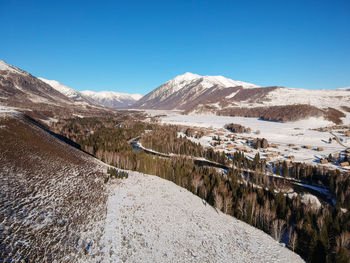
246, 87, 350, 109
0, 105, 17, 113
301, 194, 322, 210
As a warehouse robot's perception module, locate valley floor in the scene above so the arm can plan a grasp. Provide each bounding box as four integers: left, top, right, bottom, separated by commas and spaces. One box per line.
153, 111, 350, 170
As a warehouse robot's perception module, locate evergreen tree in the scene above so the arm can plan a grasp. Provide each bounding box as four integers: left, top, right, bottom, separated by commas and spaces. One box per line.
282, 161, 289, 177
335, 248, 348, 263
275, 164, 280, 176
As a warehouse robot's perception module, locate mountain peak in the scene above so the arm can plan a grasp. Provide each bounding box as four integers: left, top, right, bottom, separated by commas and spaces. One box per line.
201, 75, 259, 89
173, 72, 201, 82
170, 72, 259, 89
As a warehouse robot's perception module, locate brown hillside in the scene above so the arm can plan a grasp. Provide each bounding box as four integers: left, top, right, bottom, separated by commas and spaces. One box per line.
0, 113, 108, 262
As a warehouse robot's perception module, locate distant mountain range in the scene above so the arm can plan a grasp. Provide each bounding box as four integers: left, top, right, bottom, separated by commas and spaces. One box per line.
39, 77, 142, 108
1, 59, 350, 123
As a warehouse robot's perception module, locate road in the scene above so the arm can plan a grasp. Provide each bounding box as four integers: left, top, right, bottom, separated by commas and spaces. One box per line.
330, 131, 350, 150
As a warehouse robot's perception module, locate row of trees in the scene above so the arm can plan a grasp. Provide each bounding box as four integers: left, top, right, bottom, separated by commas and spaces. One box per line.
140, 125, 228, 165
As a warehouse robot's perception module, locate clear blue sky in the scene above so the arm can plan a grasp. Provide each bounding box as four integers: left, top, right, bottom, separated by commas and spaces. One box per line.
1, 0, 349, 94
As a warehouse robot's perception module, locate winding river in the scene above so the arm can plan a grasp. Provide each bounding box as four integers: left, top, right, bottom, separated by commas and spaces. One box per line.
130, 138, 334, 205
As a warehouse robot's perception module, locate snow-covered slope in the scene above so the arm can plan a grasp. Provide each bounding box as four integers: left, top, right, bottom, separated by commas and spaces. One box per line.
0, 59, 27, 75
38, 77, 81, 99
92, 172, 304, 262
133, 72, 259, 110
81, 90, 142, 108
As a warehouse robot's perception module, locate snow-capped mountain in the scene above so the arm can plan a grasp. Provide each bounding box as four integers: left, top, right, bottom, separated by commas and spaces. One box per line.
133, 72, 259, 110
133, 72, 350, 124
81, 90, 142, 108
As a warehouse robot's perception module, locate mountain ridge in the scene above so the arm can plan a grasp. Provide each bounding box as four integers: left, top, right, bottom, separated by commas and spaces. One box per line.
38, 76, 142, 109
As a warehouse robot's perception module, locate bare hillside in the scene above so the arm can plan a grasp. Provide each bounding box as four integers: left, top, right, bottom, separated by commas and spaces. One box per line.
0, 111, 108, 262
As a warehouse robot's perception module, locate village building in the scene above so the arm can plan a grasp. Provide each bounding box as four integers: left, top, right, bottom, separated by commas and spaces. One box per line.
340, 162, 349, 167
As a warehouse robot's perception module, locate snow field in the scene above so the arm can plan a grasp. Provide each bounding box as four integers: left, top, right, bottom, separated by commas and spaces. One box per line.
159, 112, 349, 167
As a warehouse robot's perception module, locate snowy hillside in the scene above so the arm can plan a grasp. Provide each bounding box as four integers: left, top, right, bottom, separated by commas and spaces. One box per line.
0, 59, 27, 75
81, 90, 142, 108
92, 172, 304, 263
38, 77, 81, 99
236, 87, 350, 109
